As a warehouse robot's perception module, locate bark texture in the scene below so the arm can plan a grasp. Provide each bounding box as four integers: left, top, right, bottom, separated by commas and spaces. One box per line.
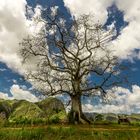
68, 95, 90, 124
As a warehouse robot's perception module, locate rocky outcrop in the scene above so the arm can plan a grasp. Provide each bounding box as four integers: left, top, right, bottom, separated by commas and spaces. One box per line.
37, 98, 66, 114
37, 97, 67, 123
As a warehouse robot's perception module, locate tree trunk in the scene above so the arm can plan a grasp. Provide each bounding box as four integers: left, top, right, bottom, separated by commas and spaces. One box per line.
68, 95, 91, 124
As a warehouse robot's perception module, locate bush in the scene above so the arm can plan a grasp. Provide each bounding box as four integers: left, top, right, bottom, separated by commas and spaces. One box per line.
49, 115, 60, 124
95, 114, 104, 121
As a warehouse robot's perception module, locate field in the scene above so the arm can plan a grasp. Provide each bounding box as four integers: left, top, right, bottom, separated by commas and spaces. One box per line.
1, 99, 140, 139
0, 124, 140, 140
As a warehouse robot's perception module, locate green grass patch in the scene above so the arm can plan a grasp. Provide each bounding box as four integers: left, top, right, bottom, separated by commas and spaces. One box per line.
0, 127, 45, 140
0, 124, 140, 140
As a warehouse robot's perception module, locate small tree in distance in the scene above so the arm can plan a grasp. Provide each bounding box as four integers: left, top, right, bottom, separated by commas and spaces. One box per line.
20, 7, 124, 124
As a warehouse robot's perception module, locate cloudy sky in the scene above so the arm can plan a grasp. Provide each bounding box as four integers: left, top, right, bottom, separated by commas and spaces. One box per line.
0, 0, 140, 114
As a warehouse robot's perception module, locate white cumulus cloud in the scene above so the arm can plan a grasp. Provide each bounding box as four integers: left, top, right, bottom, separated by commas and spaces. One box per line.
10, 84, 39, 102
0, 0, 27, 72
112, 0, 140, 60
0, 92, 11, 100
0, 0, 44, 74
64, 0, 114, 24
1, 0, 140, 71
83, 85, 140, 114
0, 84, 39, 102
64, 0, 140, 60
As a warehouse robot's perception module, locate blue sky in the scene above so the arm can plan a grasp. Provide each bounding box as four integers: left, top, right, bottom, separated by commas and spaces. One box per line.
0, 0, 140, 113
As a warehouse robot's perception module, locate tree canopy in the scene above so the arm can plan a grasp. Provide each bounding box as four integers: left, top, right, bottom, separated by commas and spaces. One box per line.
20, 7, 124, 124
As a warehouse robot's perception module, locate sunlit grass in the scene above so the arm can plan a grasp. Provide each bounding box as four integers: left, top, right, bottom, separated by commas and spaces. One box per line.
0, 127, 45, 140
0, 124, 140, 140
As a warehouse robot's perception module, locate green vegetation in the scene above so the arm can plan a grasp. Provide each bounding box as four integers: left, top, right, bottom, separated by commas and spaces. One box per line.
0, 98, 67, 126
37, 98, 67, 124
0, 98, 140, 139
1, 98, 140, 126
0, 127, 45, 140
0, 125, 140, 140
9, 100, 45, 123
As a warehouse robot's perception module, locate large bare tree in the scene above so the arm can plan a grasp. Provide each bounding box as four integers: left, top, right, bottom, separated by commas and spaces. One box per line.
20, 7, 124, 124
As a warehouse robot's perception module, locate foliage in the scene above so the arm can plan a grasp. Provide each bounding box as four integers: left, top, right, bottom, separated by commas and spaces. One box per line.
37, 97, 67, 124
37, 97, 66, 115
0, 125, 140, 140
0, 99, 13, 118
0, 127, 45, 140
1, 97, 140, 125
95, 114, 104, 121
0, 98, 67, 125
8, 100, 45, 123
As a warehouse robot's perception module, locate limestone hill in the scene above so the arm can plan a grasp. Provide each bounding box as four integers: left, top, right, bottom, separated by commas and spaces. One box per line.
0, 97, 67, 125
8, 100, 45, 123
37, 97, 67, 123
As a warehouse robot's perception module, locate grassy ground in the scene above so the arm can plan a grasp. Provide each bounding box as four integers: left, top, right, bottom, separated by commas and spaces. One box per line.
0, 124, 140, 140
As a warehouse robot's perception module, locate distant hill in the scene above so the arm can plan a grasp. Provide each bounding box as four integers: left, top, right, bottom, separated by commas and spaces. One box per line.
84, 112, 140, 123
0, 98, 140, 125
0, 97, 67, 125
37, 97, 67, 123
9, 100, 45, 123
37, 97, 66, 114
